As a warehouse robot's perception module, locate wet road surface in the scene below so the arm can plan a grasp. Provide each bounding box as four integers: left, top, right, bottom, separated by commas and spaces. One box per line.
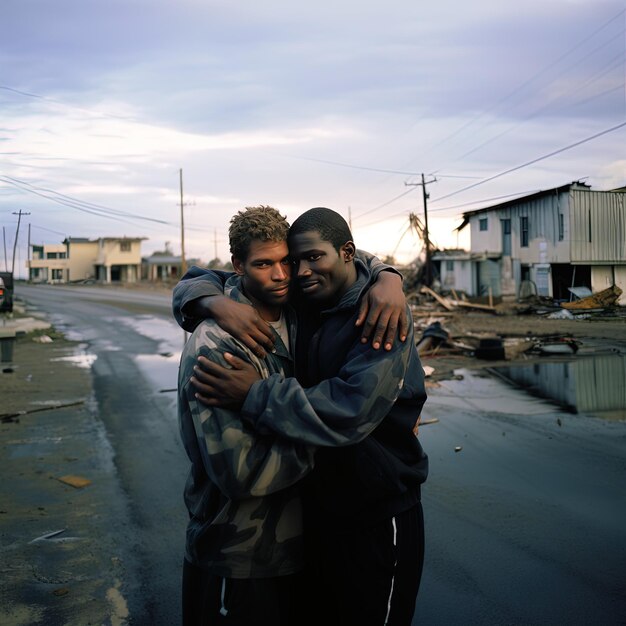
414, 369, 626, 624
17, 284, 186, 625
15, 284, 626, 625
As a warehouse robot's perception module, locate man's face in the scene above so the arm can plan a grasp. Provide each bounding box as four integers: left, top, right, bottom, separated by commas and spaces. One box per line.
288, 230, 352, 306
233, 240, 291, 315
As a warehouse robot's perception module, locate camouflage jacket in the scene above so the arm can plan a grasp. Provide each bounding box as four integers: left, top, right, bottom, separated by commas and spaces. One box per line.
178, 275, 314, 578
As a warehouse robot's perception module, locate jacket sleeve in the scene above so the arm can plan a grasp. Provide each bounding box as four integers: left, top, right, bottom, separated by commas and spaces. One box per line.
172, 267, 233, 332
355, 249, 402, 281
180, 331, 315, 499
241, 312, 422, 447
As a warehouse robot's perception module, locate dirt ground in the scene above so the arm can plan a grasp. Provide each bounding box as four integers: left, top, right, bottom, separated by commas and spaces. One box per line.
1, 316, 129, 626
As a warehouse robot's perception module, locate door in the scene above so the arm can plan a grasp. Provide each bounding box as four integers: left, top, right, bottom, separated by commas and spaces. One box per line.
501, 219, 511, 256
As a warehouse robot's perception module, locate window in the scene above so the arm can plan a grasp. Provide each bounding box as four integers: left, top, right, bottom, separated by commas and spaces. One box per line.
520, 216, 529, 247
446, 260, 454, 271
120, 241, 131, 252
51, 269, 63, 280
479, 218, 488, 231
558, 213, 564, 241
46, 252, 58, 259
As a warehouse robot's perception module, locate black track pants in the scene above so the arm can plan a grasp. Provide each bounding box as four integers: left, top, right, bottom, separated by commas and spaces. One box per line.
299, 503, 425, 626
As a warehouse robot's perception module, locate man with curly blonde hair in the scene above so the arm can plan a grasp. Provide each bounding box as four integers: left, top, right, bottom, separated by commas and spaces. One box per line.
179, 206, 314, 625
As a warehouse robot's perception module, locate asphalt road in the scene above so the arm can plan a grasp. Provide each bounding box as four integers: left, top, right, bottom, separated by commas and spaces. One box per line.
15, 284, 626, 625
414, 370, 626, 625
17, 284, 187, 625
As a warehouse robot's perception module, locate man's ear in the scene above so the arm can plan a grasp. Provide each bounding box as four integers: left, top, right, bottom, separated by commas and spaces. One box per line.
232, 255, 245, 276
341, 241, 356, 263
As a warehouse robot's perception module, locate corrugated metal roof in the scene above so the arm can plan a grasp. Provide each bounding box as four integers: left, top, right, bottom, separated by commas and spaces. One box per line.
458, 181, 591, 229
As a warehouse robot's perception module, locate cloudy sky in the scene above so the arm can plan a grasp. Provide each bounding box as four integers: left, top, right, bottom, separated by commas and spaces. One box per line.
1, 0, 625, 275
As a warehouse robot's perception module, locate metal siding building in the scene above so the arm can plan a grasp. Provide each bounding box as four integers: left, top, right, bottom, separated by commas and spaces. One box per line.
459, 183, 626, 302
570, 189, 626, 263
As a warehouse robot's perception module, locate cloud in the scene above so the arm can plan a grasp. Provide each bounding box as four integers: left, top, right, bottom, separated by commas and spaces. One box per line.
2, 0, 625, 273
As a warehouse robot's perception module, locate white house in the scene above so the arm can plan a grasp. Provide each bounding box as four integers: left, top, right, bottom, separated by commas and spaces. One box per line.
453, 181, 626, 304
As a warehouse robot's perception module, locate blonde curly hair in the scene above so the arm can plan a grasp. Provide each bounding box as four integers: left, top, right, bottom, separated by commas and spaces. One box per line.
229, 205, 290, 260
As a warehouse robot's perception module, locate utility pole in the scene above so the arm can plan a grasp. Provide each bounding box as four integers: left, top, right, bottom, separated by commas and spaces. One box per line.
179, 169, 187, 276
348, 206, 352, 231
214, 228, 218, 262
27, 223, 31, 282
405, 175, 436, 286
2, 226, 7, 271
11, 210, 30, 274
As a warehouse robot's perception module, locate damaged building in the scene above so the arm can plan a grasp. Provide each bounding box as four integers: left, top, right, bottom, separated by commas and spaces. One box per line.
444, 181, 626, 304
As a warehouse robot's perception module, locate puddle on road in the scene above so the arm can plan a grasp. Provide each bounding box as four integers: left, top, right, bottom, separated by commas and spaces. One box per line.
51, 343, 97, 369
135, 352, 181, 395
495, 353, 626, 414
117, 315, 185, 400
428, 368, 559, 415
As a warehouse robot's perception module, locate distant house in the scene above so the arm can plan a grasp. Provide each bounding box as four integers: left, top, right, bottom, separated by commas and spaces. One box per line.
431, 249, 474, 295
141, 246, 203, 282
28, 243, 69, 283
28, 236, 147, 284
452, 181, 626, 304
142, 253, 184, 282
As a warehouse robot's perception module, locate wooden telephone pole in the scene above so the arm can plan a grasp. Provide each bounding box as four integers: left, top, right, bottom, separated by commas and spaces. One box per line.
405, 175, 436, 286
11, 210, 30, 274
179, 169, 187, 276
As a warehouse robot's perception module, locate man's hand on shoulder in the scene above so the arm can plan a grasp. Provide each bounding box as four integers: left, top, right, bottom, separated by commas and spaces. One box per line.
355, 272, 408, 351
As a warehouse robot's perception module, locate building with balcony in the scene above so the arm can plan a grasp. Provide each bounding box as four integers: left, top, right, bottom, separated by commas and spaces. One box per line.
28, 236, 146, 284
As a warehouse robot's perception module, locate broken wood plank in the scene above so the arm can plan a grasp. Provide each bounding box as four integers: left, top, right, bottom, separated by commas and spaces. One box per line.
561, 285, 622, 310
452, 300, 497, 312
420, 286, 456, 311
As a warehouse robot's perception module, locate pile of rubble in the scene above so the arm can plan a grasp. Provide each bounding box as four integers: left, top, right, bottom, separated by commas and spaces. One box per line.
410, 284, 625, 382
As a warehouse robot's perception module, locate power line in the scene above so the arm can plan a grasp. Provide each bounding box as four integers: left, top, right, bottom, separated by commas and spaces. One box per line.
0, 174, 171, 224
0, 84, 135, 122
425, 9, 626, 157
289, 155, 422, 176
453, 48, 626, 163
30, 223, 68, 237
1, 173, 226, 235
428, 190, 542, 213
431, 120, 626, 204
351, 187, 418, 220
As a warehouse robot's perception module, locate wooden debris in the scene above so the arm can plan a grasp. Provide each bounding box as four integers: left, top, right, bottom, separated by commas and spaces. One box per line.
419, 285, 498, 313
453, 300, 497, 312
561, 285, 622, 310
419, 286, 455, 311
53, 588, 70, 597
57, 475, 92, 489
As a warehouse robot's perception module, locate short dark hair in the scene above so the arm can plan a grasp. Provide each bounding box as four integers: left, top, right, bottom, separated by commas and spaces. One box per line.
288, 207, 353, 251
229, 206, 289, 260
